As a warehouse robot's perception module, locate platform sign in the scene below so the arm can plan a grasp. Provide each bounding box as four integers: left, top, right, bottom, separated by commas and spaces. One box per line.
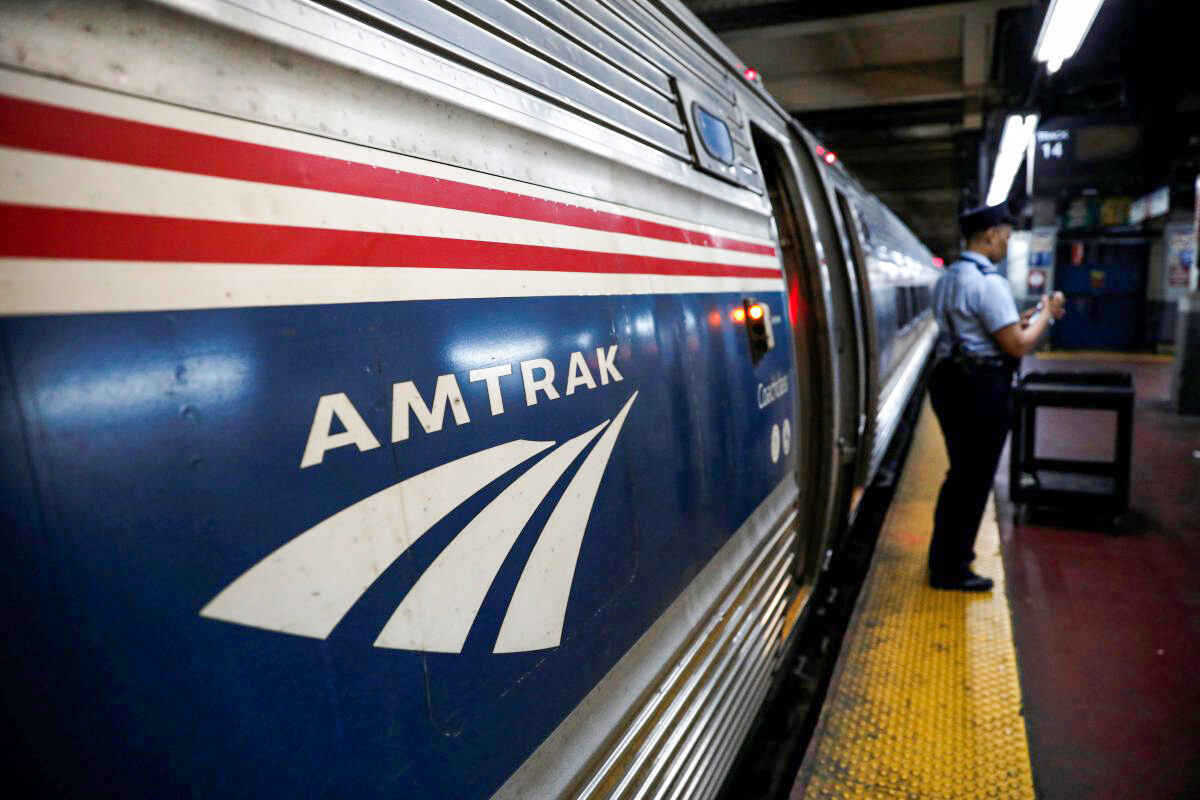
1035, 119, 1143, 195
1027, 268, 1048, 293
1013, 227, 1057, 300
1031, 229, 1056, 268
1165, 223, 1195, 291
1035, 128, 1072, 177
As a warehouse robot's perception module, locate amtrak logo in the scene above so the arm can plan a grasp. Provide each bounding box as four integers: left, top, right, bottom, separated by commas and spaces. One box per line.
201, 391, 637, 654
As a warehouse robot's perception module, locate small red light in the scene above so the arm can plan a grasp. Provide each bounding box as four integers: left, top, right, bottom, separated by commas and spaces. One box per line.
732, 307, 746, 323
708, 310, 722, 327
816, 145, 826, 156
932, 256, 945, 267
748, 304, 764, 321
824, 151, 837, 164
743, 67, 759, 81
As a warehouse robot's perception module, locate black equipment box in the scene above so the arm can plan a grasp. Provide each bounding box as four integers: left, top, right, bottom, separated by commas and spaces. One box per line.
1010, 371, 1135, 519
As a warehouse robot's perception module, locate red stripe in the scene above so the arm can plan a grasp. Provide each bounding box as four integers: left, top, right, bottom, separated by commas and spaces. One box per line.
0, 94, 777, 257
0, 204, 783, 280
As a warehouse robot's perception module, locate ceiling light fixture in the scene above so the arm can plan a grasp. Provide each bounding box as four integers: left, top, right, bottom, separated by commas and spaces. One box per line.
986, 113, 1039, 207
1034, 0, 1106, 74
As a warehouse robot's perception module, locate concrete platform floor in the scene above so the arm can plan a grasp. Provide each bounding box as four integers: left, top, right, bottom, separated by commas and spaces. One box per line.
997, 354, 1200, 799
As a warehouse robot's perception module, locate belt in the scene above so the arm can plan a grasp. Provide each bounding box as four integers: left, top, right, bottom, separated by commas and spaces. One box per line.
942, 351, 1015, 372
962, 354, 1012, 369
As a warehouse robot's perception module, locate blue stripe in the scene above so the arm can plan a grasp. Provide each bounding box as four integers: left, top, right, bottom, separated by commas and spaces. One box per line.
1, 292, 796, 797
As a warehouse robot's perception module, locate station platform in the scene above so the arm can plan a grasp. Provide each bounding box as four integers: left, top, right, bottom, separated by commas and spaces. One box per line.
789, 353, 1200, 799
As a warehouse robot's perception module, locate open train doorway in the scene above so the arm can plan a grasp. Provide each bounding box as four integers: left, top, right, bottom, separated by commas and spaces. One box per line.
749, 125, 834, 593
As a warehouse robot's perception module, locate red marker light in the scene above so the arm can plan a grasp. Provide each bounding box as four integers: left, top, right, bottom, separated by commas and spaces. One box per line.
743, 67, 759, 81
932, 256, 945, 267
732, 307, 746, 323
748, 303, 764, 321
824, 151, 837, 164
816, 145, 826, 156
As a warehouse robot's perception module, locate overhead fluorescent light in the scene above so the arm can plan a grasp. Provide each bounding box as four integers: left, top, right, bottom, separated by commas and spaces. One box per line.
986, 114, 1039, 207
1034, 0, 1106, 73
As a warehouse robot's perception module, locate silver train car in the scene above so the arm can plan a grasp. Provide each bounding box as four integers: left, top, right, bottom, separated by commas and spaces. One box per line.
0, 1, 938, 797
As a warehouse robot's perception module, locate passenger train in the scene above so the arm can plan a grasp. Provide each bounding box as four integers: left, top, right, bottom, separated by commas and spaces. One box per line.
0, 1, 938, 797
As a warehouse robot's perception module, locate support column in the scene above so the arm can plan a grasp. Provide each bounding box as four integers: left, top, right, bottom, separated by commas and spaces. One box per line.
1170, 292, 1200, 413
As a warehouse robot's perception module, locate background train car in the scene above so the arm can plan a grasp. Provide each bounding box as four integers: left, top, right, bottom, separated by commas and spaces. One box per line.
0, 0, 936, 797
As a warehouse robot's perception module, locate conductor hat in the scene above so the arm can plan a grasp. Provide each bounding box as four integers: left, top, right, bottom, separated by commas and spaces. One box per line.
958, 204, 1017, 238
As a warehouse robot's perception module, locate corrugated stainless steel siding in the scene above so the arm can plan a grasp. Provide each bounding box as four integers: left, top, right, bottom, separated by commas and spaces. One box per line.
321, 0, 690, 156
597, 0, 734, 104
571, 510, 797, 800
871, 320, 937, 477
856, 192, 932, 266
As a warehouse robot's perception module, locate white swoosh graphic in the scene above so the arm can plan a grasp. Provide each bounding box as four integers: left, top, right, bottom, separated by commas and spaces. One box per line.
494, 391, 638, 653
373, 421, 608, 652
200, 438, 553, 638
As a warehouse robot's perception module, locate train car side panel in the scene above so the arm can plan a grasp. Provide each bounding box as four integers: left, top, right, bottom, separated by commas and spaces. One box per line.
0, 2, 803, 793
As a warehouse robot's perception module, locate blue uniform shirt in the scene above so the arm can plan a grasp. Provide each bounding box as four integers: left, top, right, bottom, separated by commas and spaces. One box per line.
932, 250, 1020, 359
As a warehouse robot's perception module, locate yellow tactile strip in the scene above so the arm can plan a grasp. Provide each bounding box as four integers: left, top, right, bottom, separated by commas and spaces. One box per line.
793, 400, 1034, 800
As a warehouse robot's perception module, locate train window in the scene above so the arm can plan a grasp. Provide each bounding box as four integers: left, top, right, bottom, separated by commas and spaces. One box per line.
897, 287, 912, 329
858, 210, 873, 244
692, 103, 735, 164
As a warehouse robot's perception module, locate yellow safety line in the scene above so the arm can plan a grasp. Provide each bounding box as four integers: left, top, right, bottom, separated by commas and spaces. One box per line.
794, 400, 1034, 800
1035, 350, 1172, 363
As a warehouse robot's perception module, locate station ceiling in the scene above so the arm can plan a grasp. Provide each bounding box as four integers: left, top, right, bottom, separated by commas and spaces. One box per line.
690, 0, 1024, 114
683, 0, 1034, 257
685, 1, 1199, 259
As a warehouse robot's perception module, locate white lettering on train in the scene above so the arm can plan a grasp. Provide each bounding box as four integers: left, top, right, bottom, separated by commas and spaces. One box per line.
521, 358, 560, 406
300, 346, 624, 467
757, 374, 790, 409
469, 364, 513, 415
392, 374, 471, 442
596, 344, 622, 385
565, 351, 597, 395
300, 393, 382, 468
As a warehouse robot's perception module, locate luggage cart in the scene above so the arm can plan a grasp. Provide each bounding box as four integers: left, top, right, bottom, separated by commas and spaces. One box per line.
1010, 371, 1135, 526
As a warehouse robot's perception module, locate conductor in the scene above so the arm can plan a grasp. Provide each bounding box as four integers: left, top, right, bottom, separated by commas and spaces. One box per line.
928, 205, 1066, 591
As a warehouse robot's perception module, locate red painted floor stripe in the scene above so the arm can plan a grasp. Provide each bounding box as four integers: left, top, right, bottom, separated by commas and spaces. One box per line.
0, 94, 776, 257
0, 204, 782, 280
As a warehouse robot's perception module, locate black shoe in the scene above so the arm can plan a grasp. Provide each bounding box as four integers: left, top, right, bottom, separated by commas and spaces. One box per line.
929, 571, 994, 592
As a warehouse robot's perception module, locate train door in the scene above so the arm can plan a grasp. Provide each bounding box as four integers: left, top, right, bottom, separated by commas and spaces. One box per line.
832, 190, 878, 519
796, 166, 866, 543
750, 124, 838, 588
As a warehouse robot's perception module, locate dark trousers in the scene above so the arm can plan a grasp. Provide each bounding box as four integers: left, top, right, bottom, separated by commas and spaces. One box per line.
927, 358, 1014, 578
